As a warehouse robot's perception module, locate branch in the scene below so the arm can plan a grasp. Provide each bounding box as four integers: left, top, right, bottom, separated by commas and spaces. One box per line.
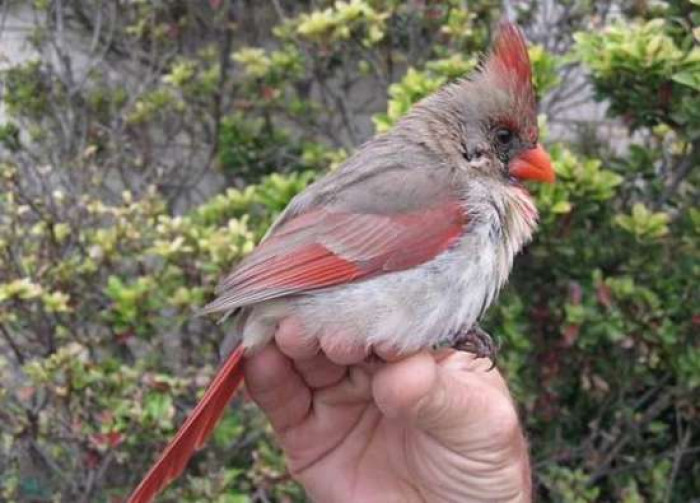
588, 392, 673, 484
0, 322, 25, 364
664, 414, 693, 503
659, 138, 700, 206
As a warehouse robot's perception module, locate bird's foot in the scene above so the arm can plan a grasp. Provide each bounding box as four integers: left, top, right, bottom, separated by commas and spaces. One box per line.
451, 324, 498, 370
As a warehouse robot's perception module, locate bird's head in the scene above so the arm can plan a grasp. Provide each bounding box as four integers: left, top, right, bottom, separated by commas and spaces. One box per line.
414, 21, 555, 186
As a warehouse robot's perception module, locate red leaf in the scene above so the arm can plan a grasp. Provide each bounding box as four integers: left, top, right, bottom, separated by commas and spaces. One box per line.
596, 281, 613, 309
561, 324, 580, 347
91, 431, 124, 449
97, 410, 115, 425
531, 305, 551, 322
260, 86, 279, 101
84, 449, 101, 469
425, 7, 443, 20
568, 281, 582, 305
115, 331, 134, 344
142, 373, 172, 392
17, 386, 35, 402
167, 23, 180, 40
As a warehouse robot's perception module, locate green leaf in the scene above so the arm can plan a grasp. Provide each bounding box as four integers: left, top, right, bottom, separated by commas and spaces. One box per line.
551, 200, 572, 214
672, 71, 700, 91
144, 393, 175, 428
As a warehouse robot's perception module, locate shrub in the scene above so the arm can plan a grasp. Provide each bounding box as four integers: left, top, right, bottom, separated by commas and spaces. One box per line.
0, 1, 697, 501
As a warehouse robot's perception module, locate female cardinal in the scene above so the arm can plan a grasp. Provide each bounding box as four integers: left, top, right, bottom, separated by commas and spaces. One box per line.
128, 21, 554, 503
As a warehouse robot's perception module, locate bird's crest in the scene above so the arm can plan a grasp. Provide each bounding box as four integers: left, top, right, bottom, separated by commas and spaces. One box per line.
481, 21, 537, 141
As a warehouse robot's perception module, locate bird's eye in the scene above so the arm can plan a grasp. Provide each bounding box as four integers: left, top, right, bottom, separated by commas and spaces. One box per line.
495, 128, 514, 146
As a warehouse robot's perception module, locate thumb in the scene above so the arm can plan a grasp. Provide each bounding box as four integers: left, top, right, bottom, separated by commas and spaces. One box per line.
372, 351, 531, 499
372, 350, 518, 442
371, 351, 440, 423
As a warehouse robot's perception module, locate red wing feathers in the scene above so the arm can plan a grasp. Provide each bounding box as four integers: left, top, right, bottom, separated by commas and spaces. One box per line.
202, 200, 465, 314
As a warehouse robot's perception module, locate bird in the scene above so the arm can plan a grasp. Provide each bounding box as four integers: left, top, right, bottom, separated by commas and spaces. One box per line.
127, 20, 555, 503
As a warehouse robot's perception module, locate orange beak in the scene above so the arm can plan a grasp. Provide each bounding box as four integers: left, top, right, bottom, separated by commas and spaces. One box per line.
509, 144, 555, 184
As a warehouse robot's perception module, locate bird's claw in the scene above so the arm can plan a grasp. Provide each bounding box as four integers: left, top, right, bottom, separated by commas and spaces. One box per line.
451, 324, 499, 370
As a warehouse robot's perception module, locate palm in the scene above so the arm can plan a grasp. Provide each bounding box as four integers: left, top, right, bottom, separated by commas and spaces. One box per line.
244, 334, 529, 502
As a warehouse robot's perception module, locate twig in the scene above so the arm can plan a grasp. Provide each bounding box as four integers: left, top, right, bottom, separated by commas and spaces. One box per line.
588, 392, 673, 484
80, 451, 114, 503
0, 322, 25, 364
659, 139, 700, 206
269, 0, 287, 22
664, 417, 693, 503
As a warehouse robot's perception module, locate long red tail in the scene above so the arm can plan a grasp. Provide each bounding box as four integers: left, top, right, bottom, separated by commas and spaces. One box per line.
128, 346, 246, 503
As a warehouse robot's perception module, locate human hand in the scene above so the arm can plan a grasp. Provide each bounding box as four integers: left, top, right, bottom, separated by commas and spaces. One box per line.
243, 318, 531, 503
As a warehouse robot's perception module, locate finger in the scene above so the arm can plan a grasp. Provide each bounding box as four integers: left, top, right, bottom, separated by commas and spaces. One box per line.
314, 365, 373, 407
275, 318, 348, 388
275, 317, 319, 360
293, 352, 347, 389
277, 365, 376, 471
372, 341, 405, 362
318, 327, 368, 365
243, 344, 312, 433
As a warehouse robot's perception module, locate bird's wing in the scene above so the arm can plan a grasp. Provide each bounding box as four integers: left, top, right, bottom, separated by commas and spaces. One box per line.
201, 199, 465, 313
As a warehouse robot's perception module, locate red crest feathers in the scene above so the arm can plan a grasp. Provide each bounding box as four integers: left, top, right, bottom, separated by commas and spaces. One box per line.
482, 20, 537, 141
489, 22, 532, 90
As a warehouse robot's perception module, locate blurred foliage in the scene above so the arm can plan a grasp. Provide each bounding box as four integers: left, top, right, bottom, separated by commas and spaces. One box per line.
575, 19, 700, 133
0, 0, 698, 501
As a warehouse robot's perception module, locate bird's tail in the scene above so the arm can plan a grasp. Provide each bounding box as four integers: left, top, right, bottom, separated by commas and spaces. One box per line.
127, 345, 246, 503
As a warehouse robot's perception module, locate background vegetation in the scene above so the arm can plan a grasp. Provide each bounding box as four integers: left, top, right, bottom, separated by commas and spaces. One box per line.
0, 0, 697, 501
